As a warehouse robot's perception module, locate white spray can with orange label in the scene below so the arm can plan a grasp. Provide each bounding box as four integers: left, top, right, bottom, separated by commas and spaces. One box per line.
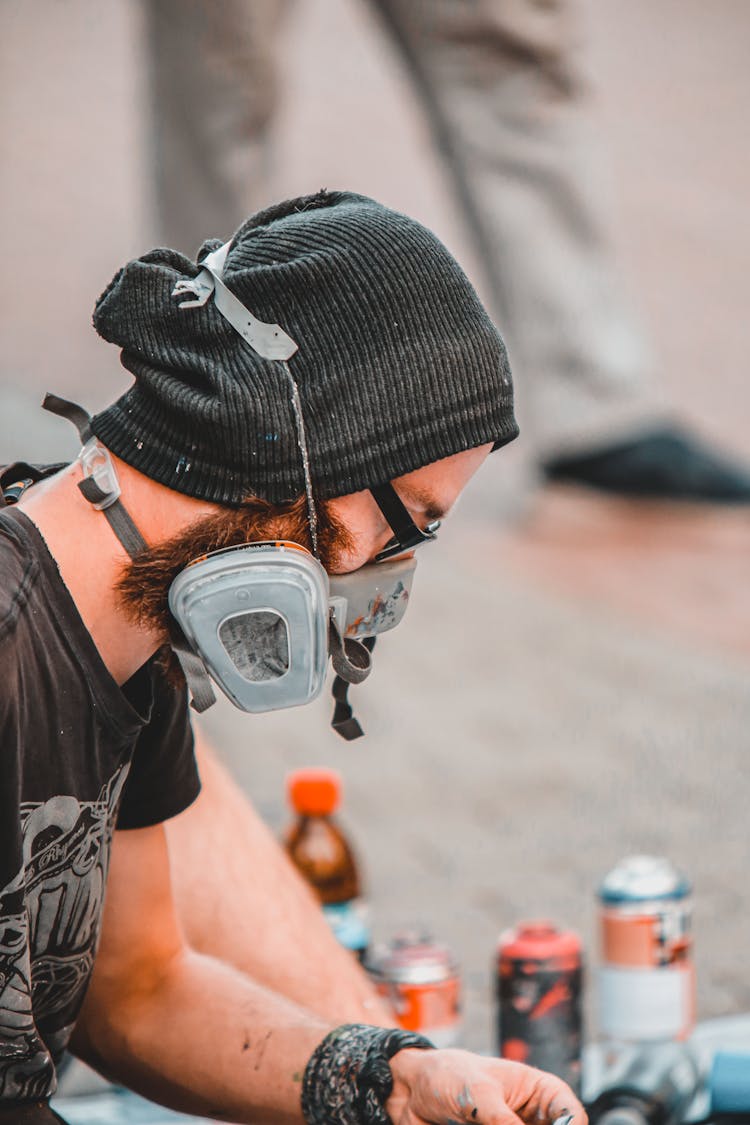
369, 933, 461, 1048
598, 855, 695, 1045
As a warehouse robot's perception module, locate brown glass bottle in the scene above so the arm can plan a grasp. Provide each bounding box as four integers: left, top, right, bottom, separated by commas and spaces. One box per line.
284, 768, 370, 959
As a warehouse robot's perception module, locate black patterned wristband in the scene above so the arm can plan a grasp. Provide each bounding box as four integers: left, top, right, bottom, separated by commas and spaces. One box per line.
301, 1024, 434, 1125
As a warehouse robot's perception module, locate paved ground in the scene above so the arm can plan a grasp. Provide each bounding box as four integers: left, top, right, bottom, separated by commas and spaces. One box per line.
2, 0, 749, 1056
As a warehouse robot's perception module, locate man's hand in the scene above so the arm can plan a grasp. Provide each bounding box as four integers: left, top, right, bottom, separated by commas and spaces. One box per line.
387, 1048, 585, 1125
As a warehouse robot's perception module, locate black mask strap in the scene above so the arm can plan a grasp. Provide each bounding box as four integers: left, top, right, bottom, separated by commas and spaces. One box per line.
77, 475, 148, 558
42, 393, 218, 713
330, 636, 376, 741
371, 481, 440, 563
41, 393, 383, 727
42, 393, 147, 559
170, 628, 218, 714
42, 394, 93, 443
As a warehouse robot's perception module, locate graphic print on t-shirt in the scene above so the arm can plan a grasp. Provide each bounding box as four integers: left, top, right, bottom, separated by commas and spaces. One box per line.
0, 764, 129, 1100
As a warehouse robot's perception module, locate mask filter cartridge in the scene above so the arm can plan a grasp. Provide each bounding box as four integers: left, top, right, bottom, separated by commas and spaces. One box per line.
169, 542, 330, 713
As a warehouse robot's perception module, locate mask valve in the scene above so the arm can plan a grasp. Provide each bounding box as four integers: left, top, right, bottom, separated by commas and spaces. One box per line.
328, 612, 372, 685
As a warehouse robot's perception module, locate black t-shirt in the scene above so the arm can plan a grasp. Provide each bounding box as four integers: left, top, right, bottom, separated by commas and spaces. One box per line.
0, 504, 201, 1102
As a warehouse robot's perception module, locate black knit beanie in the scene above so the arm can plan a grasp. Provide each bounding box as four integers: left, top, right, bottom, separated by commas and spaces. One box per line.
91, 190, 517, 504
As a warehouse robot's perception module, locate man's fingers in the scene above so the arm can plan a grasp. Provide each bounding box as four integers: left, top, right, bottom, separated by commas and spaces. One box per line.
522, 1069, 586, 1125
401, 1052, 587, 1125
461, 1083, 525, 1125
496, 1062, 586, 1125
539, 1076, 586, 1124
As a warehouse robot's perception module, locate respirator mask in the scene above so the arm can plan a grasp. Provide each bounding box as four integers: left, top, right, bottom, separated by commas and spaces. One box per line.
166, 538, 419, 738
43, 241, 439, 739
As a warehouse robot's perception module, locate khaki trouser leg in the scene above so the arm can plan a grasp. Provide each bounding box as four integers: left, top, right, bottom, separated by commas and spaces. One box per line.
144, 0, 664, 455
371, 0, 665, 456
142, 0, 291, 256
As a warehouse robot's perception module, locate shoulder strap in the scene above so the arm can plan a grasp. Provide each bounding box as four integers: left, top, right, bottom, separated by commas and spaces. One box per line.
0, 462, 67, 508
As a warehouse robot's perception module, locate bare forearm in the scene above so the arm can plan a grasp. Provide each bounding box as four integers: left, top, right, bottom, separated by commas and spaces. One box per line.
76, 948, 330, 1124
76, 946, 586, 1125
168, 736, 392, 1025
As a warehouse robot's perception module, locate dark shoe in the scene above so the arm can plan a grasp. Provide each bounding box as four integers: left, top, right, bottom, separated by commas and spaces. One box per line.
542, 427, 750, 503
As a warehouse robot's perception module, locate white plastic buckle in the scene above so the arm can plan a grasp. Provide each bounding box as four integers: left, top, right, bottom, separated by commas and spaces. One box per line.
78, 438, 121, 510
171, 241, 299, 362
172, 274, 214, 309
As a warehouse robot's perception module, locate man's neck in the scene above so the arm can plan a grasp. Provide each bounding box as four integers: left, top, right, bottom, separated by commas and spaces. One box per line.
17, 456, 219, 686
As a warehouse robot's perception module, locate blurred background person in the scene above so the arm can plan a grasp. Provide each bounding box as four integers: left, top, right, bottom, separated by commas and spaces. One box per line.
143, 0, 750, 503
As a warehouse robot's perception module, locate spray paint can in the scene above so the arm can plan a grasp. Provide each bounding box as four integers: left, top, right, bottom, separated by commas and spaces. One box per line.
496, 920, 583, 1094
598, 855, 694, 1045
710, 1051, 750, 1117
588, 1042, 701, 1125
369, 933, 461, 1048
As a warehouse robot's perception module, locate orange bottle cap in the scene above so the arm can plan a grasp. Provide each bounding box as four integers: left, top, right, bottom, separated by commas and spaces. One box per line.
287, 768, 341, 816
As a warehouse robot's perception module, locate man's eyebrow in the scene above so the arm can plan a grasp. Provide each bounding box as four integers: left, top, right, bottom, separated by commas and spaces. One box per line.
399, 486, 448, 522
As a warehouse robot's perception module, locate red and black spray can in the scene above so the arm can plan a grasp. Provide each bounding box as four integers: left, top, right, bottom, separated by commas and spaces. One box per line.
496, 920, 583, 1095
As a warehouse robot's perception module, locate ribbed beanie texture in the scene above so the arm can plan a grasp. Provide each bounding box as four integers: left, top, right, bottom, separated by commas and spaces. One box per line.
91, 190, 518, 504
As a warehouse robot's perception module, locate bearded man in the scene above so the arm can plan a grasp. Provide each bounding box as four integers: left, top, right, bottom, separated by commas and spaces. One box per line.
0, 191, 584, 1125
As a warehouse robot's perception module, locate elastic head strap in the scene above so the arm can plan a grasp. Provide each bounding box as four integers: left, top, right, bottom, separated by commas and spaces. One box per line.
172, 242, 299, 362
42, 393, 147, 560
43, 392, 215, 713
371, 482, 416, 540
77, 476, 147, 558
171, 244, 320, 556
330, 636, 376, 741
42, 392, 93, 443
331, 675, 365, 741
171, 633, 218, 714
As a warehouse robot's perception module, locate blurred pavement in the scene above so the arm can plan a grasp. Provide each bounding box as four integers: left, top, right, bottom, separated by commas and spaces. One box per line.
1, 0, 749, 1052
